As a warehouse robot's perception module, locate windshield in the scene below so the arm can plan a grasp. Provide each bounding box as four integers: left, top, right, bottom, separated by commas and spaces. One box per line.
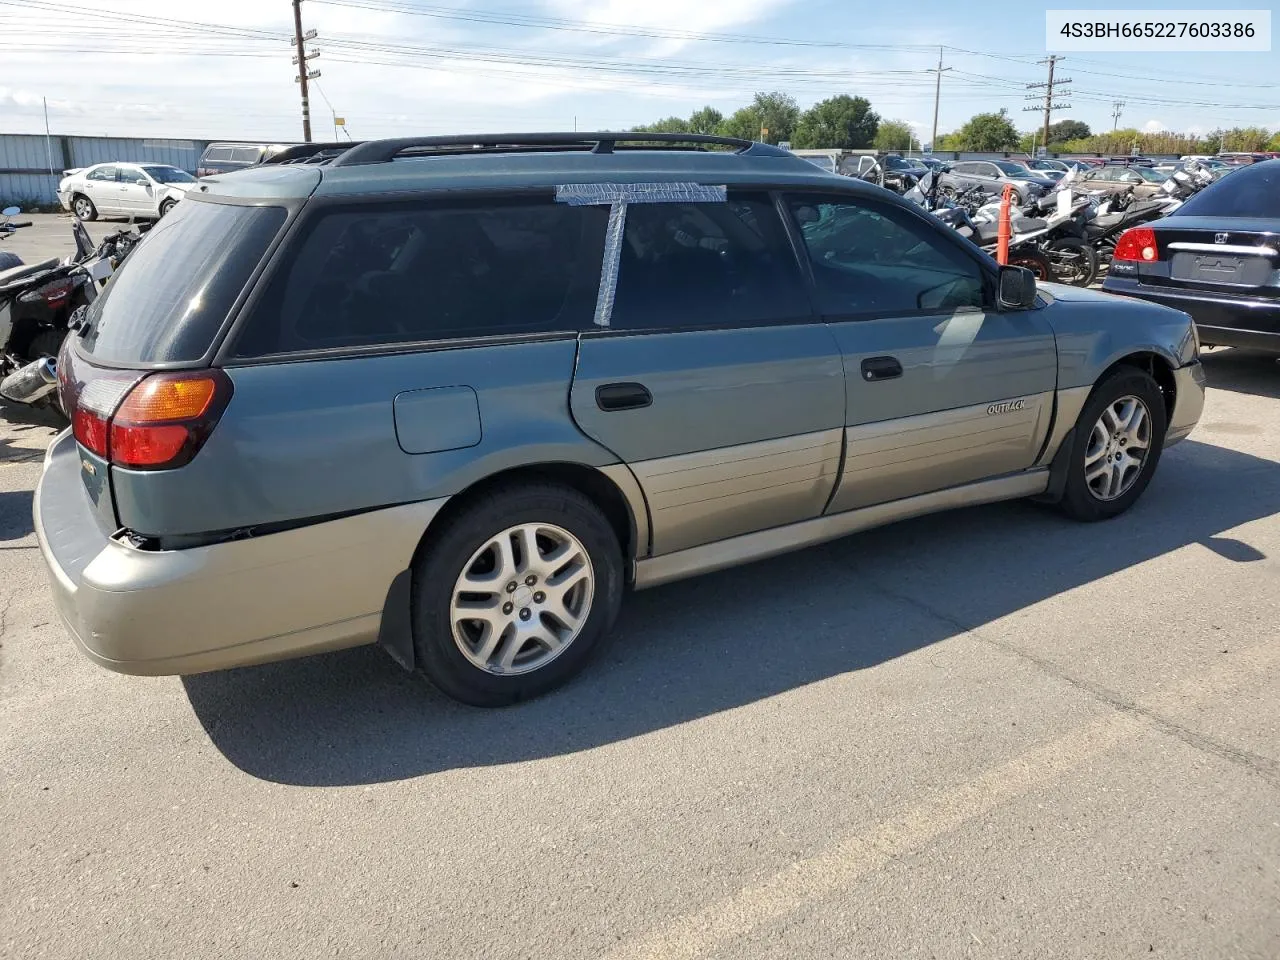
1178, 161, 1280, 218
141, 165, 196, 184
78, 199, 285, 363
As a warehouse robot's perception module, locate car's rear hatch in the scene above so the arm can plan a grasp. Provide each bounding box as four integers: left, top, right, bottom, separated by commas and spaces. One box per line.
59, 187, 302, 537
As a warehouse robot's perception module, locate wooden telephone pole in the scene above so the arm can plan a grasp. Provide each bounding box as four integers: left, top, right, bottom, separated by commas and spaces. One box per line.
1024, 56, 1071, 152
291, 0, 320, 142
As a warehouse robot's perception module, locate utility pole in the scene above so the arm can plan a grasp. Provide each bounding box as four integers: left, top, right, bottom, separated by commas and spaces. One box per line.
929, 46, 952, 150
1111, 100, 1125, 131
291, 0, 321, 142
1023, 55, 1071, 154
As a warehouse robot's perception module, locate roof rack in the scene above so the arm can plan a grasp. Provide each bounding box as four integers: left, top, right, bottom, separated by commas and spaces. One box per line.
261, 142, 364, 166
328, 132, 789, 167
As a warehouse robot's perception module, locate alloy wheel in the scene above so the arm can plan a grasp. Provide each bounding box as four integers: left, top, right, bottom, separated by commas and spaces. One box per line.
450, 522, 595, 676
1084, 395, 1151, 501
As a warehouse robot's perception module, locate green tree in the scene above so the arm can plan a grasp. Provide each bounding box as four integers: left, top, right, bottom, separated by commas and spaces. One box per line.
631, 116, 690, 134
1268, 131, 1280, 152
1048, 119, 1091, 143
1202, 129, 1224, 154
688, 106, 724, 135
792, 95, 879, 149
951, 109, 1020, 151
714, 92, 801, 145
872, 118, 913, 152
1220, 126, 1272, 151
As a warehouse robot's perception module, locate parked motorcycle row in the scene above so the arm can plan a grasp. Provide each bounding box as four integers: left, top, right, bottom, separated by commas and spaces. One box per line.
888, 159, 1219, 287
0, 209, 148, 413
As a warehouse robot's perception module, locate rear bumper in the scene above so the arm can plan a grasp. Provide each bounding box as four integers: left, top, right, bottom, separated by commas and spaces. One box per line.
34, 430, 446, 676
1101, 277, 1280, 352
1166, 361, 1205, 447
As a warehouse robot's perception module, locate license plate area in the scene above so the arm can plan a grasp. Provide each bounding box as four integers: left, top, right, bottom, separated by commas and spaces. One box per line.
1171, 252, 1269, 287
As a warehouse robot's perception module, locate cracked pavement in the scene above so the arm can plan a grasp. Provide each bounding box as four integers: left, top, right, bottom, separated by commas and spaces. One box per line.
0, 228, 1276, 960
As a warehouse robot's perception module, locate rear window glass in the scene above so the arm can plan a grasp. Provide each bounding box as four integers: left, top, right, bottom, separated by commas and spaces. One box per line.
1178, 162, 1280, 218
232, 198, 606, 356
78, 200, 285, 363
610, 196, 809, 330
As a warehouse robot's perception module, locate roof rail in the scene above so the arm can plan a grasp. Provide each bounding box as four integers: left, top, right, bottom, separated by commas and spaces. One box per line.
328, 132, 789, 167
261, 142, 364, 166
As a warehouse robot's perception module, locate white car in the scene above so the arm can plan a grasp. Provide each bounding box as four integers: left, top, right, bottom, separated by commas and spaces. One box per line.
58, 162, 198, 221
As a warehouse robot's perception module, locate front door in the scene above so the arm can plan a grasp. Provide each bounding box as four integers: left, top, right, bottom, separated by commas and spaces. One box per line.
115, 165, 152, 217
783, 193, 1059, 513
569, 192, 846, 556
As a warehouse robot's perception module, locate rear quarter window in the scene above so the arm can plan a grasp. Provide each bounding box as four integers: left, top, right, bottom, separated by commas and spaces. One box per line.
1178, 162, 1280, 218
232, 197, 607, 357
77, 200, 285, 364
231, 147, 264, 164
204, 147, 234, 162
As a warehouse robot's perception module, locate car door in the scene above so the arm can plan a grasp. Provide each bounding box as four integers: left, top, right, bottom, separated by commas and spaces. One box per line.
115, 165, 153, 217
948, 161, 977, 191
82, 165, 119, 215
568, 191, 846, 556
783, 192, 1059, 513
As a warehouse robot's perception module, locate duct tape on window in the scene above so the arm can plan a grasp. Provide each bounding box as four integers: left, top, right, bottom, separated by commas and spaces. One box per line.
557, 182, 728, 326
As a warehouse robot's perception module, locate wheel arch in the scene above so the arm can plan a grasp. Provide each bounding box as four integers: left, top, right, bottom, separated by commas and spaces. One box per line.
376, 461, 649, 672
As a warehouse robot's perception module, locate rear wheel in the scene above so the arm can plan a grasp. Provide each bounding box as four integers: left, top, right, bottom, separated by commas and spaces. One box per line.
1046, 236, 1098, 287
411, 482, 624, 706
1057, 368, 1167, 522
1009, 247, 1052, 281
72, 194, 97, 221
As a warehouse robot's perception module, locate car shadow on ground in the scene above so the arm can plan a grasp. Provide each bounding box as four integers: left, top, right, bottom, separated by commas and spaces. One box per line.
185, 437, 1280, 787
1201, 347, 1280, 400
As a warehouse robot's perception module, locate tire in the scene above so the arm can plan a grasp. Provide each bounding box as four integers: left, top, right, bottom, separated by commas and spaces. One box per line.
1046, 236, 1098, 287
1009, 247, 1052, 281
159, 199, 176, 218
411, 482, 625, 706
72, 194, 97, 221
1057, 368, 1168, 522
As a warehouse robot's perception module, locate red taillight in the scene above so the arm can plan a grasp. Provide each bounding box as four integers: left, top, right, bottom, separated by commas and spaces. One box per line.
18, 277, 76, 307
1113, 227, 1160, 263
69, 369, 231, 470
108, 373, 227, 469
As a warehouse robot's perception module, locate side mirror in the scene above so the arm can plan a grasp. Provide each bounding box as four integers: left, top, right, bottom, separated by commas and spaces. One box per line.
997, 265, 1037, 309
135, 178, 149, 186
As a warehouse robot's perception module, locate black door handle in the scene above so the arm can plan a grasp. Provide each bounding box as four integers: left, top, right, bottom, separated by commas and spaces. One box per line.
861, 356, 903, 382
595, 382, 652, 412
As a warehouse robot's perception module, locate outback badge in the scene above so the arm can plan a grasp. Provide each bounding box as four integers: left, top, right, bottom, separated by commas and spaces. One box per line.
987, 399, 1027, 416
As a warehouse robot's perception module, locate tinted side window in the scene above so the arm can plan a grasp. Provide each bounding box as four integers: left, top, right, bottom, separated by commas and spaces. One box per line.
788, 196, 986, 317
1179, 162, 1280, 218
231, 147, 263, 164
234, 198, 607, 356
205, 148, 234, 162
609, 196, 808, 331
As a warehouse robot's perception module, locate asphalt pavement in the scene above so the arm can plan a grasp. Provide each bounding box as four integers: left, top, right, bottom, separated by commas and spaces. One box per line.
1, 220, 1278, 959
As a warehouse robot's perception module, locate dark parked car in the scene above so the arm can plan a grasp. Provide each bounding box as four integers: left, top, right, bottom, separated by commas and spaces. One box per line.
196, 142, 298, 178
1103, 159, 1280, 352
36, 132, 1204, 706
938, 160, 1057, 204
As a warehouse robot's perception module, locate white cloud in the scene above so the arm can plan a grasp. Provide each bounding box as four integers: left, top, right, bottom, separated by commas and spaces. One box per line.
1142, 119, 1166, 133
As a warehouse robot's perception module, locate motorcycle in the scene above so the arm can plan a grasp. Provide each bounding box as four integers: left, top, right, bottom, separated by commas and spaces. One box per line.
0, 220, 146, 412
0, 206, 32, 271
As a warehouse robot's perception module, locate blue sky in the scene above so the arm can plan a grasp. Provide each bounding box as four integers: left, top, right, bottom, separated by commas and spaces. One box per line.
1, 0, 1276, 142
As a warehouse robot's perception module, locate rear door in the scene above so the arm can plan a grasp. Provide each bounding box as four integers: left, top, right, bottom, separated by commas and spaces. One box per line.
83, 165, 119, 215
568, 191, 846, 556
783, 192, 1059, 512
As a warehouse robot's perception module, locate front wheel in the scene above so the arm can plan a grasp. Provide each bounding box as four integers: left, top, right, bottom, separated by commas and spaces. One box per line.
1046, 236, 1098, 287
411, 482, 624, 706
1057, 368, 1167, 522
158, 199, 177, 218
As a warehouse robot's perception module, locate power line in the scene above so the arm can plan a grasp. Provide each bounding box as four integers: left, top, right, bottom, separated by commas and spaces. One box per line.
1024, 55, 1071, 148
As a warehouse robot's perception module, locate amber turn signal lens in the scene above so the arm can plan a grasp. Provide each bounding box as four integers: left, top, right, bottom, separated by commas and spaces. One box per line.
114, 375, 217, 424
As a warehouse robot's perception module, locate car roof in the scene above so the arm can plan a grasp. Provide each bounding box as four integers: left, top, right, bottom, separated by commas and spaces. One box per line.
194, 134, 868, 202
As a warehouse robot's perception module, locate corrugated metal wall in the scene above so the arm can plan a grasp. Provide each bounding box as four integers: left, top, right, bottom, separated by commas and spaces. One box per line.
0, 134, 207, 207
